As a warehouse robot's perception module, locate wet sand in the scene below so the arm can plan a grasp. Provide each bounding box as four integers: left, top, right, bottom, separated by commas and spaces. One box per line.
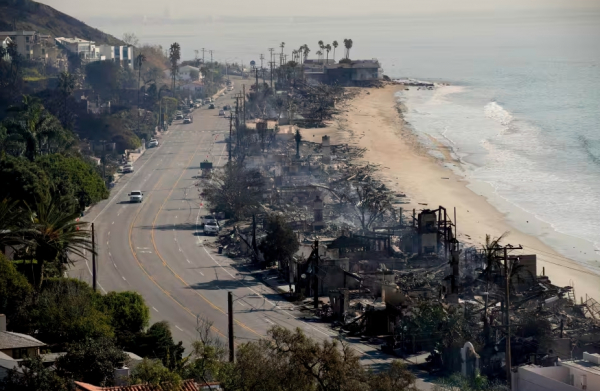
303, 85, 600, 302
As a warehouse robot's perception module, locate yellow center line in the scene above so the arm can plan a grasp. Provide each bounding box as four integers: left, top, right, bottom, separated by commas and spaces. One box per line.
151, 123, 262, 338
127, 127, 229, 340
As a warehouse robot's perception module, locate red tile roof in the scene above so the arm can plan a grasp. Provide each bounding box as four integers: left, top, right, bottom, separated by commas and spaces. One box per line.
74, 380, 219, 391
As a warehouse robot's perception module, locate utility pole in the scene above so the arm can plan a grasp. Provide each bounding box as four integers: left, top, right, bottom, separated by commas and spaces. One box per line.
91, 222, 97, 291
201, 48, 205, 64
228, 291, 234, 362
254, 67, 259, 90
242, 84, 246, 124
268, 48, 274, 65
260, 53, 264, 68
313, 240, 319, 309
228, 113, 233, 162
491, 243, 522, 389
209, 50, 214, 64
269, 61, 274, 89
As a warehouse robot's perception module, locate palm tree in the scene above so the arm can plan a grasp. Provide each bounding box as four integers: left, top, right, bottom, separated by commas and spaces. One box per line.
136, 53, 146, 134
325, 44, 332, 64
5, 96, 67, 160
332, 41, 338, 62
279, 42, 285, 65
28, 194, 94, 289
316, 50, 323, 63
168, 43, 180, 92
343, 38, 353, 59
303, 45, 310, 62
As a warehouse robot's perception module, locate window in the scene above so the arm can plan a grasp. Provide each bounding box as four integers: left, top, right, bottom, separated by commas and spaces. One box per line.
26, 45, 30, 51
12, 348, 29, 359
25, 36, 30, 43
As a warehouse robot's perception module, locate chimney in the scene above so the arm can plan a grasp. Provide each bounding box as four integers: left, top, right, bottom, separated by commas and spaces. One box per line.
114, 366, 130, 386
0, 314, 6, 332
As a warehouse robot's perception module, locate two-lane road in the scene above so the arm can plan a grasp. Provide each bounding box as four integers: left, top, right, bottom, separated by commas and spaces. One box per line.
72, 85, 394, 368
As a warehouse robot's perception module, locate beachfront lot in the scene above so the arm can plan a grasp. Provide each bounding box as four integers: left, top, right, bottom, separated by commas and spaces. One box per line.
303, 84, 600, 303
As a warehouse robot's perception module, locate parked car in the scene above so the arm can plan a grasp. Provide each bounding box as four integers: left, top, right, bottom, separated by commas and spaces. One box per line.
202, 215, 217, 225
218, 110, 225, 116
128, 190, 143, 203
204, 221, 220, 235
208, 104, 215, 109
175, 113, 184, 120
183, 116, 192, 124
147, 139, 159, 148
122, 164, 134, 173
223, 105, 230, 110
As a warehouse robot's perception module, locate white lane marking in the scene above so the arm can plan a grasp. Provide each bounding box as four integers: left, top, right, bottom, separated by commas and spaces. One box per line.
237, 301, 246, 307
198, 271, 204, 276
84, 259, 106, 294
108, 252, 111, 257
112, 221, 114, 224
152, 307, 158, 312
107, 241, 109, 245
90, 138, 167, 223
108, 231, 110, 235
113, 262, 117, 268
175, 325, 183, 331
264, 317, 275, 325
186, 259, 190, 263
122, 276, 126, 281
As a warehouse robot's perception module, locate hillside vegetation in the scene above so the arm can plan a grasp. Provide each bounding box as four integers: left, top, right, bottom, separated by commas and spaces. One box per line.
0, 0, 124, 45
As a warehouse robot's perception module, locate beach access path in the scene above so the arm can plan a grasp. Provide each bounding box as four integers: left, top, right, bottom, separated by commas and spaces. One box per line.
303, 85, 600, 303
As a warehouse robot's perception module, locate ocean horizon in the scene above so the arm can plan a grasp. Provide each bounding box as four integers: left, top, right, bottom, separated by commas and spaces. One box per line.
92, 9, 600, 271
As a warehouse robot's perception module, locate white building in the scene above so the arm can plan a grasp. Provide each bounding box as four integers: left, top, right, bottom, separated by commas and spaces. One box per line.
55, 37, 99, 60
514, 352, 600, 391
55, 37, 133, 68
164, 65, 202, 82
97, 44, 134, 68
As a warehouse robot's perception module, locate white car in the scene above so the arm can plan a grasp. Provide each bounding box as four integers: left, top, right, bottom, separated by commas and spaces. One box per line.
122, 164, 134, 173
129, 190, 143, 203
204, 221, 220, 235
147, 139, 159, 148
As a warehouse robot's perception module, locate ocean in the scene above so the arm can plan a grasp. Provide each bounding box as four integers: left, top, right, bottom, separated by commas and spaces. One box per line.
90, 9, 600, 269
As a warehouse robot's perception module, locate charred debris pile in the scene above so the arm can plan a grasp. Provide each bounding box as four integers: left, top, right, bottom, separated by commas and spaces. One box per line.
201, 78, 600, 383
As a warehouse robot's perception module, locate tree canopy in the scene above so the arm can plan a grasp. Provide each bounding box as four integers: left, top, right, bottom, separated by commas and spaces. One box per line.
259, 214, 299, 268
36, 154, 108, 210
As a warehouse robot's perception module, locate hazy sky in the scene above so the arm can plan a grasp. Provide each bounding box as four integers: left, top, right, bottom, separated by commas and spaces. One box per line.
39, 0, 600, 20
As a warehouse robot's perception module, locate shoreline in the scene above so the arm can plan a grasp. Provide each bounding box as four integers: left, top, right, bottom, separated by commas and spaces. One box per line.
304, 84, 600, 302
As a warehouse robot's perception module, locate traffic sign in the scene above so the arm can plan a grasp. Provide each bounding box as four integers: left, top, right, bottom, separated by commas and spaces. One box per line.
250, 60, 256, 67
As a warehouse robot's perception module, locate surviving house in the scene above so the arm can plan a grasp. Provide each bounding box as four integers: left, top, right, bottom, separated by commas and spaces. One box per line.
514, 352, 600, 391
0, 314, 47, 379
304, 59, 382, 86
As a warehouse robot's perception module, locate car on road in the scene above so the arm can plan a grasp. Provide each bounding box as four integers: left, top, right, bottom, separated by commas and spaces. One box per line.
202, 215, 217, 225
147, 139, 159, 148
175, 113, 184, 120
218, 110, 225, 116
208, 104, 215, 109
204, 220, 220, 235
122, 164, 134, 173
183, 116, 193, 124
223, 105, 230, 110
128, 190, 143, 203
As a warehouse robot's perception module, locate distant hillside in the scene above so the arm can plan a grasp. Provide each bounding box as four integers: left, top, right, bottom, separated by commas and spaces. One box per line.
0, 0, 124, 45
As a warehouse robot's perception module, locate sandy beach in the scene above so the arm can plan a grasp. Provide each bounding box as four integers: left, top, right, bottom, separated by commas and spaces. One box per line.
304, 85, 600, 303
